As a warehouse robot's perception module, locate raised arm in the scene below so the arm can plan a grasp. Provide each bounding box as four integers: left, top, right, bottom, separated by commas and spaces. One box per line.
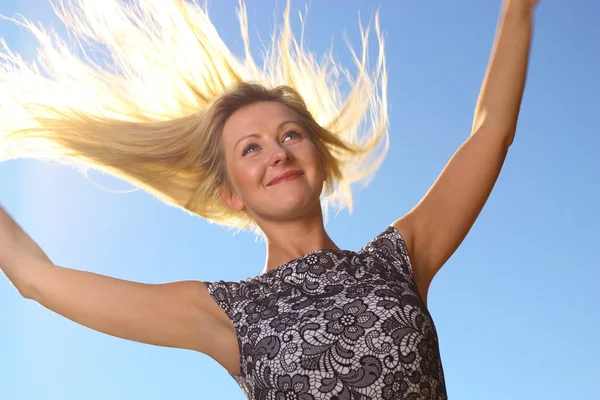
0, 206, 231, 361
394, 0, 537, 300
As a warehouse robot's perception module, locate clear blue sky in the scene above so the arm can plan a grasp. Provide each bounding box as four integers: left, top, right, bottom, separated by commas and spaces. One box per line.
1, 1, 598, 399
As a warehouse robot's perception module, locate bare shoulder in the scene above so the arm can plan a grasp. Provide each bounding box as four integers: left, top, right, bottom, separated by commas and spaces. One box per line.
138, 280, 241, 373
168, 280, 239, 371
189, 281, 242, 374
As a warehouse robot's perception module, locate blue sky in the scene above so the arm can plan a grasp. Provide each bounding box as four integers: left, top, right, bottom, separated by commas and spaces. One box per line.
1, 1, 598, 399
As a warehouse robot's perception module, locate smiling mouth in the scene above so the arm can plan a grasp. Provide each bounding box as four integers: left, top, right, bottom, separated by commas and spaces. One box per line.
268, 171, 304, 186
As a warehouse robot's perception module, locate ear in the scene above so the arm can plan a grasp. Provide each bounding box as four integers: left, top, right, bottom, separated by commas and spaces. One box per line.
219, 185, 245, 212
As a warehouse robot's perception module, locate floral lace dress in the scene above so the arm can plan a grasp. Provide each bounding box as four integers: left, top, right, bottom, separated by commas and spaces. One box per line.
204, 227, 447, 400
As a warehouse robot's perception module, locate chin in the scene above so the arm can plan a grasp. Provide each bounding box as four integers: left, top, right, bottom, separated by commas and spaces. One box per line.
260, 192, 321, 221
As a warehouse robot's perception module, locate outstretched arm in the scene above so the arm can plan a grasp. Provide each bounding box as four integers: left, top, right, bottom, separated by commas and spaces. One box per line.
0, 206, 227, 355
394, 0, 537, 300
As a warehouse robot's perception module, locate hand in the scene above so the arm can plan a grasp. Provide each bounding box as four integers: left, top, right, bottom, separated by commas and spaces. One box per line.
0, 205, 52, 269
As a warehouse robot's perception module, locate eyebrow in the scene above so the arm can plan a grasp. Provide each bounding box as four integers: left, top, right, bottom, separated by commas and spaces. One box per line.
233, 119, 301, 151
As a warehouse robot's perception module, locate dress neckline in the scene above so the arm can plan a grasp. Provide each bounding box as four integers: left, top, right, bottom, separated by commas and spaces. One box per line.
254, 248, 355, 280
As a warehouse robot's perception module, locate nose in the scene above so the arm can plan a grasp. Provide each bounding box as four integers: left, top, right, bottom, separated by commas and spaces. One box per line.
269, 143, 292, 166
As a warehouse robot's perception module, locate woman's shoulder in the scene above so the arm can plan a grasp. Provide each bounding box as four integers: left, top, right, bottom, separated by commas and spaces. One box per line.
204, 226, 409, 293
359, 226, 408, 258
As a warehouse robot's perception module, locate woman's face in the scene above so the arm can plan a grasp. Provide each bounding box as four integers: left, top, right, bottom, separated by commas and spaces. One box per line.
220, 101, 325, 223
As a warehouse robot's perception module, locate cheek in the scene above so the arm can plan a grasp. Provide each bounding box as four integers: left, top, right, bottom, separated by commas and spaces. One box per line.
304, 143, 325, 179
228, 160, 263, 194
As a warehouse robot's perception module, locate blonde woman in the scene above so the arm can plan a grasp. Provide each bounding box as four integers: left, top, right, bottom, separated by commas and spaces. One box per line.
0, 0, 538, 398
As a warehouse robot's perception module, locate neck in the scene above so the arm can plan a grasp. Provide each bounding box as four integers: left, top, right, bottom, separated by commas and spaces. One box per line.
259, 206, 339, 272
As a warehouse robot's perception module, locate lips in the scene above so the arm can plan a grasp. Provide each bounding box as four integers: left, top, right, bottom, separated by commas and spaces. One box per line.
267, 170, 304, 186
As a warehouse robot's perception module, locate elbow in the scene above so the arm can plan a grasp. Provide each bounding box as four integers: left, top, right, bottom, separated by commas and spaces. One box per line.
504, 131, 516, 148
1, 268, 35, 300
21, 285, 40, 301
9, 260, 52, 301
471, 126, 516, 151
15, 276, 38, 300
471, 108, 518, 148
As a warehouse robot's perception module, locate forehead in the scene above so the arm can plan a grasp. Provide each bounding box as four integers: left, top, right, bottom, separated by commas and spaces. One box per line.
222, 101, 299, 145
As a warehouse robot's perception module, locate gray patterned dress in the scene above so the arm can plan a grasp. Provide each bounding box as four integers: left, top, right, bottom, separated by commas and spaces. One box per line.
204, 227, 447, 399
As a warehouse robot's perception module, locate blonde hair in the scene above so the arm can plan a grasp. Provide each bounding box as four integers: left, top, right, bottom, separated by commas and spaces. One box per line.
0, 0, 388, 229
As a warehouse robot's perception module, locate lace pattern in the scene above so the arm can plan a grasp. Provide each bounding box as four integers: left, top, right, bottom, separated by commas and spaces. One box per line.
205, 227, 447, 399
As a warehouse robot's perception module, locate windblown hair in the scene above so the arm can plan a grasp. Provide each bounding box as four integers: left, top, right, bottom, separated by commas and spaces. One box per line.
0, 0, 388, 229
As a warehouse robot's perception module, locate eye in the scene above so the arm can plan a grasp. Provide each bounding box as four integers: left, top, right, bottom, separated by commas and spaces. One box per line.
241, 143, 260, 156
282, 130, 302, 142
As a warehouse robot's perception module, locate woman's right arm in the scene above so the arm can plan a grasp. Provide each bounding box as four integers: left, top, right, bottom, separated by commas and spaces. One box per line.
0, 206, 226, 354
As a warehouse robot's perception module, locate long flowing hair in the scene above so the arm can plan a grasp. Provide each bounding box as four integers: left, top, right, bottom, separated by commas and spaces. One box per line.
0, 0, 388, 229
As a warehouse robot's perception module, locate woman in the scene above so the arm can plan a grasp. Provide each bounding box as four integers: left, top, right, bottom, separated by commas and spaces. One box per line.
0, 0, 538, 399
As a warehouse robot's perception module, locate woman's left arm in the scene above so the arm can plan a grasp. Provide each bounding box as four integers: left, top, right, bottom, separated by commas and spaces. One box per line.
393, 0, 538, 298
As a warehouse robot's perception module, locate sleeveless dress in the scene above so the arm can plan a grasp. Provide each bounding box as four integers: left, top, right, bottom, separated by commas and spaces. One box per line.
204, 227, 447, 400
